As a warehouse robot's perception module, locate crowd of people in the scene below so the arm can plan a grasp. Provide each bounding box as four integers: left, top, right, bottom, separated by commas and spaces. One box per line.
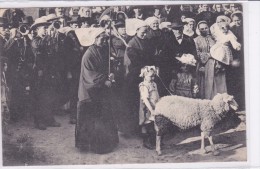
0, 4, 244, 154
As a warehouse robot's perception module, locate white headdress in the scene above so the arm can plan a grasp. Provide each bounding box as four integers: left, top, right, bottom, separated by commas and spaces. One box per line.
139, 66, 159, 77
125, 18, 147, 36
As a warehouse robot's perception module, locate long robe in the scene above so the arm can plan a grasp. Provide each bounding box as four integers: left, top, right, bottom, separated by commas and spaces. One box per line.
194, 35, 227, 99
76, 45, 118, 154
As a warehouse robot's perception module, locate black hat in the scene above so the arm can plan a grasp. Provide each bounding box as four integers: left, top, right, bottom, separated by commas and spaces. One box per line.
19, 16, 34, 26
0, 17, 8, 27
171, 20, 183, 30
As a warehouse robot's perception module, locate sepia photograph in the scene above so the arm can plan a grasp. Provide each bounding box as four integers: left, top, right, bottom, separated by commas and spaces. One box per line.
0, 1, 248, 167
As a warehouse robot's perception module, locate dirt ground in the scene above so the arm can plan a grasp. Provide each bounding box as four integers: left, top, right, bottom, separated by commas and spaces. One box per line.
2, 111, 247, 166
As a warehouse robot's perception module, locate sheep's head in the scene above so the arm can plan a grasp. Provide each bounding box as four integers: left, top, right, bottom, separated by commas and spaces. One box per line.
211, 93, 239, 117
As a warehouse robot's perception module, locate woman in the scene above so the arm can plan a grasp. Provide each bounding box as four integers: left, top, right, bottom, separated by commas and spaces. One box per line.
194, 21, 226, 99
76, 28, 119, 153
145, 16, 163, 66
124, 19, 151, 134
228, 11, 245, 110
182, 18, 196, 38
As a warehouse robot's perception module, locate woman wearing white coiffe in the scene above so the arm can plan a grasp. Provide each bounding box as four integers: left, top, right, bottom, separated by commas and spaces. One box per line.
182, 18, 196, 38
210, 15, 241, 66
123, 18, 151, 134
76, 27, 119, 153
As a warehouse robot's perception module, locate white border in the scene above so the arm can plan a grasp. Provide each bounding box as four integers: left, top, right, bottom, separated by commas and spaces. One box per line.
0, 1, 259, 169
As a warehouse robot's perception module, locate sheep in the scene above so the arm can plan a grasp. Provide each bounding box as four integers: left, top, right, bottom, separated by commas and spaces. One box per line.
154, 93, 239, 156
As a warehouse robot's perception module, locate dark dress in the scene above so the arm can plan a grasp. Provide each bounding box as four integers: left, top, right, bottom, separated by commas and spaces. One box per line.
124, 36, 152, 133
228, 25, 245, 110
76, 45, 119, 154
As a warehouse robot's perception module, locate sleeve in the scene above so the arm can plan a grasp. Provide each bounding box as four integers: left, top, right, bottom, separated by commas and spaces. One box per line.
139, 84, 149, 101
229, 32, 241, 50
81, 51, 107, 88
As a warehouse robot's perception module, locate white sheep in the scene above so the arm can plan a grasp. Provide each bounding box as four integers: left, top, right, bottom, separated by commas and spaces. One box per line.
154, 93, 239, 156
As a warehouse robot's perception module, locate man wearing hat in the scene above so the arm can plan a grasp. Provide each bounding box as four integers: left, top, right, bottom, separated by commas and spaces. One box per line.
31, 16, 61, 130
3, 15, 35, 122
171, 20, 197, 61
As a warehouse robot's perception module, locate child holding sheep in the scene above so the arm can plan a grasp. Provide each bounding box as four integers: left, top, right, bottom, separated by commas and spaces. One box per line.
139, 66, 160, 149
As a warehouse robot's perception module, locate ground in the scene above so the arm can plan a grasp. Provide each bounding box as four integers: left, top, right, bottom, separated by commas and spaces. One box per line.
2, 112, 247, 166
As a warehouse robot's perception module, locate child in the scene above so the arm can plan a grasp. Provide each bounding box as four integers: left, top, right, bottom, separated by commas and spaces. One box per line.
210, 21, 241, 66
139, 66, 160, 149
169, 54, 199, 98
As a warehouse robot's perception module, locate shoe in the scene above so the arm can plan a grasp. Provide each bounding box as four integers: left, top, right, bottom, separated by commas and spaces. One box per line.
70, 118, 76, 124
48, 121, 61, 127
36, 123, 47, 130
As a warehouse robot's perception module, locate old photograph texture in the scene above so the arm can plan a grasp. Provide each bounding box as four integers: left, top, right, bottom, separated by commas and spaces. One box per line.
0, 3, 246, 166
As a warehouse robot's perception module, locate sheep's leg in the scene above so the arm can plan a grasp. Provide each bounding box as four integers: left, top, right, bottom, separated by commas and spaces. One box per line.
200, 132, 208, 154
154, 123, 162, 156
208, 136, 220, 156
156, 135, 162, 156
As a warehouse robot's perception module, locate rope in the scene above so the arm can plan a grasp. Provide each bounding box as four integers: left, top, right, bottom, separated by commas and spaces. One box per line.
157, 75, 173, 96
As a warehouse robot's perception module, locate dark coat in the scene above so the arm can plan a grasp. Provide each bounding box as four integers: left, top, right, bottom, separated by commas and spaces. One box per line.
161, 7, 182, 22
172, 34, 197, 58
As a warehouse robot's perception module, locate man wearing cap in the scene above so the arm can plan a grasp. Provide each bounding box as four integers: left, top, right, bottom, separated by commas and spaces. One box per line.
30, 17, 61, 130
76, 28, 118, 153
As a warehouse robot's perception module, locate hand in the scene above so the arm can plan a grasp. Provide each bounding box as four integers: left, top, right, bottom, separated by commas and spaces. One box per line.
105, 80, 112, 87
108, 73, 115, 82
236, 45, 241, 51
193, 85, 199, 94
199, 67, 205, 72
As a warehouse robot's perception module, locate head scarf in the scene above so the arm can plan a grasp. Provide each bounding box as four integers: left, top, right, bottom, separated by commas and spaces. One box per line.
125, 18, 147, 36
196, 20, 208, 36
145, 16, 159, 26
74, 27, 105, 46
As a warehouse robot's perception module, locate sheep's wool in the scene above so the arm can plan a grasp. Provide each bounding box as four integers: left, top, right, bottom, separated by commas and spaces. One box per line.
155, 95, 221, 130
